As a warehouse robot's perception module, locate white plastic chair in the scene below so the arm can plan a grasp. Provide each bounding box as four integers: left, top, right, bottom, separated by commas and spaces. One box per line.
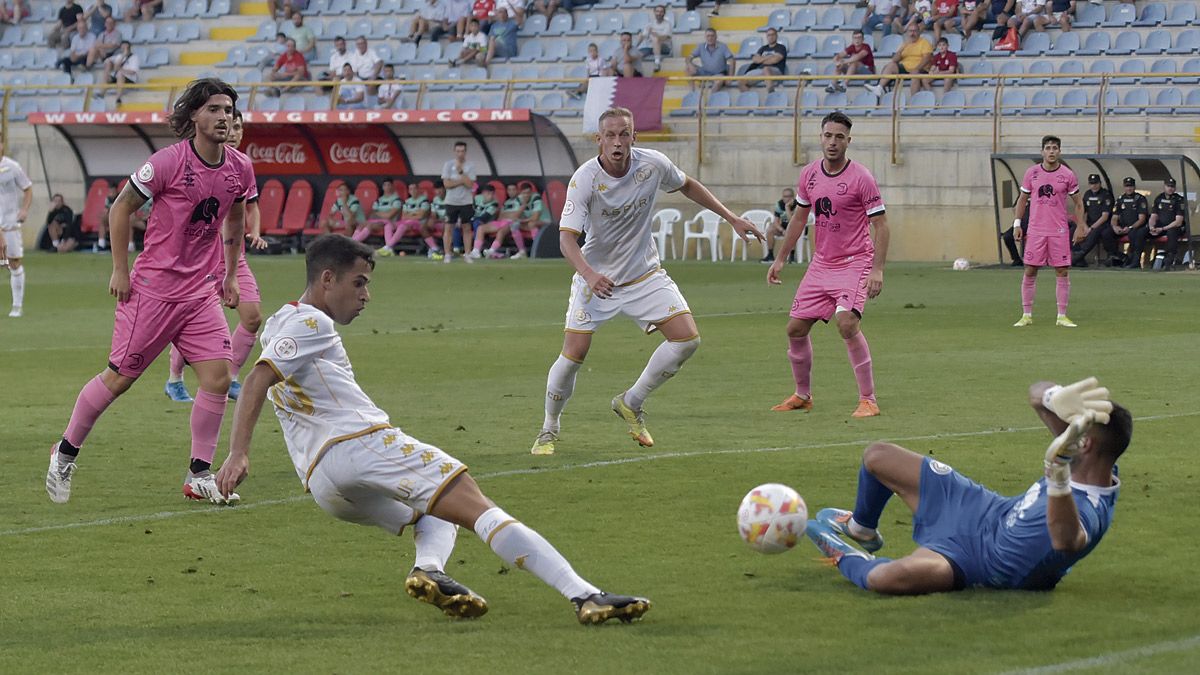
732, 209, 773, 261
650, 208, 681, 260
682, 209, 722, 261
794, 213, 814, 263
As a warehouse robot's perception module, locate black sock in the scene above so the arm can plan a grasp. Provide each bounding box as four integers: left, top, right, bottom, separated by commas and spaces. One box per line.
58, 438, 80, 457
190, 459, 212, 474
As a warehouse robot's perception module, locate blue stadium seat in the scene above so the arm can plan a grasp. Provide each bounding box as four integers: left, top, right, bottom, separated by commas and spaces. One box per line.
519, 14, 547, 36
1103, 2, 1137, 27
1026, 60, 1053, 86
1047, 31, 1079, 56
1074, 1, 1105, 27
707, 90, 732, 115
511, 92, 537, 109
0, 52, 10, 70
670, 90, 700, 117
305, 94, 333, 110
479, 92, 504, 109
626, 13, 651, 35
1180, 88, 1200, 114
867, 91, 893, 116
944, 33, 961, 53
678, 10, 702, 33
1133, 2, 1167, 26
931, 89, 965, 116
1164, 2, 1198, 26
875, 33, 904, 59
253, 96, 281, 112
204, 0, 230, 18
36, 49, 58, 70
736, 36, 762, 59
1000, 90, 1024, 115
760, 9, 789, 32
156, 23, 180, 43
959, 32, 990, 57
180, 24, 201, 41
562, 63, 586, 88
1015, 32, 1049, 57
182, 0, 206, 17
146, 46, 171, 68
568, 14, 599, 36
541, 92, 573, 116
1167, 29, 1200, 55
790, 35, 818, 58
902, 90, 934, 116
821, 90, 848, 110
961, 60, 994, 86
534, 64, 564, 89
815, 7, 844, 30
1141, 58, 1176, 84
997, 61, 1024, 83
512, 65, 540, 88
1054, 59, 1084, 85
1176, 58, 1200, 85
483, 64, 513, 90
1147, 88, 1183, 114
430, 68, 462, 91
1113, 89, 1148, 114
1076, 32, 1110, 56
1052, 90, 1084, 114
371, 18, 398, 39
459, 65, 488, 85
43, 72, 70, 95
348, 18, 371, 38
841, 7, 867, 30
1024, 90, 1056, 116
511, 39, 544, 63
1112, 59, 1146, 84
547, 13, 573, 36
279, 94, 306, 111
10, 51, 33, 69
413, 41, 443, 64
61, 97, 86, 113
790, 8, 817, 30
18, 24, 44, 46
457, 93, 483, 109
724, 91, 758, 117
308, 0, 331, 12
160, 0, 186, 18
325, 19, 349, 39
818, 35, 845, 58
597, 12, 623, 34
328, 0, 354, 13
846, 89, 877, 115
1109, 31, 1141, 56
218, 46, 248, 67
962, 90, 994, 116
0, 26, 19, 48
350, 0, 378, 14
1079, 59, 1115, 85
131, 22, 156, 44
1092, 89, 1119, 112
542, 40, 569, 62
372, 43, 392, 63
757, 90, 790, 116
251, 20, 278, 42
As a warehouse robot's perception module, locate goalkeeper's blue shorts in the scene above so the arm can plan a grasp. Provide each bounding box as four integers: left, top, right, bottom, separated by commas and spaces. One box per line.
912, 457, 1007, 589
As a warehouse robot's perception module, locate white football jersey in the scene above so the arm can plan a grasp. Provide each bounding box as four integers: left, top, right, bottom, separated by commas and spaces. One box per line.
258, 301, 392, 487
559, 147, 686, 286
0, 156, 33, 229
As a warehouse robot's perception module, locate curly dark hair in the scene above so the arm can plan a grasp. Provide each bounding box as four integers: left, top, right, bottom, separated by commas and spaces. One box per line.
169, 78, 238, 139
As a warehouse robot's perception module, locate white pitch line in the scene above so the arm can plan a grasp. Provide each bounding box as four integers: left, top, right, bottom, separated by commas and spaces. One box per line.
997, 634, 1200, 674
4, 410, 1195, 539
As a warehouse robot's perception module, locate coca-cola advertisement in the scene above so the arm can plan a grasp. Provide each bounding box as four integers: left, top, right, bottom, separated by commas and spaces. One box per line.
311, 126, 408, 176
239, 128, 323, 175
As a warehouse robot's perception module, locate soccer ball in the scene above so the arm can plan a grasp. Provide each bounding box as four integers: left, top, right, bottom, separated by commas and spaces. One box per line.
952, 257, 971, 271
737, 483, 808, 554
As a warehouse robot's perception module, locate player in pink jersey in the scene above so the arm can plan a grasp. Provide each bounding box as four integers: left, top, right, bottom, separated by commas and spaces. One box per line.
1012, 135, 1085, 328
45, 78, 257, 506
165, 109, 267, 404
767, 112, 890, 419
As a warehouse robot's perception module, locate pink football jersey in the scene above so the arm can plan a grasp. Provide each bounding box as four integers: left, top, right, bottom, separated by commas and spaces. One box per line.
796, 159, 886, 264
128, 140, 257, 301
1021, 163, 1079, 236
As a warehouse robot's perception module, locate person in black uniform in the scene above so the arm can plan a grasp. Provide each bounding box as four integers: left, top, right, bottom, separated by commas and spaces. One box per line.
1110, 177, 1148, 269
1071, 174, 1115, 267
1001, 201, 1029, 266
1137, 177, 1188, 271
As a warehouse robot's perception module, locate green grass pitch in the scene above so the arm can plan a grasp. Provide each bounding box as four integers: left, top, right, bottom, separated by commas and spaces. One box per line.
2, 254, 1198, 674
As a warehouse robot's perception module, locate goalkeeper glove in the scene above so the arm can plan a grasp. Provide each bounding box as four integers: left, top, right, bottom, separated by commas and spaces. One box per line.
1042, 377, 1113, 425
1043, 411, 1095, 497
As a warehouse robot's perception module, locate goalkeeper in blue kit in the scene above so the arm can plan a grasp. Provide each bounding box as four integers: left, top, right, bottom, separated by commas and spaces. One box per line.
806, 377, 1131, 593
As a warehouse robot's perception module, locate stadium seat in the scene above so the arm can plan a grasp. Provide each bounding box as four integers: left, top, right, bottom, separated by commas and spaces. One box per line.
790, 35, 818, 58
1053, 59, 1084, 85
535, 64, 565, 89
354, 180, 379, 215
735, 37, 763, 59
18, 25, 44, 47
821, 90, 848, 110
849, 90, 879, 115
519, 14, 547, 36
875, 33, 904, 59
371, 18, 399, 40
270, 180, 313, 239
996, 60, 1024, 82
1079, 59, 1115, 85
650, 208, 680, 259
540, 92, 570, 115
542, 40, 569, 62
204, 0, 230, 17
1180, 88, 1200, 114
944, 34, 961, 53
670, 90, 700, 117
511, 65, 540, 89
511, 92, 537, 109
818, 35, 846, 59
1175, 58, 1200, 85
253, 96, 281, 112
329, 0, 354, 13
961, 60, 994, 86
546, 13, 573, 35
1103, 2, 1138, 27
251, 19, 278, 42
1076, 32, 1110, 56
131, 22, 156, 44
0, 26, 19, 48
1052, 89, 1086, 115
1112, 59, 1146, 85
1092, 89, 1119, 113
304, 180, 347, 236
1164, 2, 1198, 26
146, 47, 171, 68
815, 8, 844, 30
325, 18, 349, 38
706, 90, 732, 115
681, 210, 722, 261
596, 12, 623, 34
218, 46, 248, 68
757, 90, 790, 116
1015, 32, 1049, 57
902, 90, 934, 116
790, 8, 816, 30
1020, 89, 1055, 116
306, 94, 333, 110
998, 90, 1024, 115
959, 32, 990, 57
1113, 89, 1149, 114
1047, 31, 1079, 56
1109, 31, 1141, 56
1134, 2, 1167, 26
724, 91, 759, 117
257, 179, 286, 234
760, 9, 789, 33
348, 18, 371, 38
962, 90, 994, 117
182, 0, 205, 17
279, 94, 306, 111
1141, 58, 1177, 84
308, 0, 332, 12
80, 180, 110, 235
1147, 88, 1183, 114
841, 7, 867, 30
511, 39, 546, 63
678, 10, 702, 33
568, 14, 599, 36
414, 41, 443, 64
799, 89, 820, 116
1027, 60, 1053, 86
350, 0, 379, 14
1167, 29, 1200, 55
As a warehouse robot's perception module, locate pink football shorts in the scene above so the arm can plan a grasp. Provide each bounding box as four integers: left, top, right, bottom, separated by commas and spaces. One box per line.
1022, 232, 1072, 268
790, 258, 872, 321
109, 289, 232, 377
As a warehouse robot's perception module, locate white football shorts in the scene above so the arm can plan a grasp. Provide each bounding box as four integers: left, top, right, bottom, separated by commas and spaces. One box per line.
2, 228, 23, 260
564, 267, 691, 334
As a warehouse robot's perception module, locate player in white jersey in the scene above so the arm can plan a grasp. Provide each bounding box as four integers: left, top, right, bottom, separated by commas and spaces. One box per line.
0, 138, 34, 318
215, 234, 653, 624
530, 107, 763, 455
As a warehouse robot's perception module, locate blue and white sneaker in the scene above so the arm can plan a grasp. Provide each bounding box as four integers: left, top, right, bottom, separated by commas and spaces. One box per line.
817, 507, 885, 553
228, 380, 242, 401
806, 520, 874, 565
164, 380, 194, 403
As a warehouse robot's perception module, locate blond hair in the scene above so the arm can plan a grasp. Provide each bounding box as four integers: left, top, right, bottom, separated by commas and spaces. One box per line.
598, 107, 635, 129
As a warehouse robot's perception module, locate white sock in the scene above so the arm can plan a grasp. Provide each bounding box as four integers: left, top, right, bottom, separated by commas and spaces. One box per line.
624, 337, 700, 411
167, 373, 184, 384
51, 239, 61, 247
848, 518, 877, 540
10, 267, 24, 308
412, 515, 458, 572
543, 354, 582, 434
98, 238, 107, 248
473, 506, 599, 600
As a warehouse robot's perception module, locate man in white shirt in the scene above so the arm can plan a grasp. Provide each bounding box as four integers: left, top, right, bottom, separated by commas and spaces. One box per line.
349, 36, 383, 81
405, 0, 446, 44
335, 63, 366, 109
441, 142, 477, 262
375, 63, 403, 108
530, 107, 763, 456
323, 35, 353, 80
863, 0, 903, 36
451, 18, 488, 66
57, 20, 95, 80
0, 138, 33, 318
215, 234, 654, 625
637, 4, 673, 72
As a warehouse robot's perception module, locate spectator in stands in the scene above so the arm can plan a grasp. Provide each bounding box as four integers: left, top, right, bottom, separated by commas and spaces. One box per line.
930, 0, 960, 41
1009, 0, 1045, 38
0, 0, 27, 25
57, 20, 95, 80
1071, 174, 1115, 267
376, 64, 404, 107
922, 36, 959, 93
319, 183, 364, 234
865, 22, 931, 96
761, 187, 797, 264
322, 36, 353, 80
48, 0, 85, 51
286, 12, 317, 61
863, 0, 903, 37
124, 0, 162, 22
532, 0, 558, 21
483, 7, 518, 66
985, 0, 1016, 27
102, 40, 139, 103
906, 0, 933, 30
267, 0, 308, 22
1112, 177, 1148, 269
1031, 0, 1074, 33
82, 1, 110, 35
86, 15, 120, 69
610, 32, 644, 78
568, 42, 605, 99
637, 5, 674, 74
686, 0, 725, 18
466, 185, 503, 259
1141, 178, 1188, 271
471, 0, 493, 32
494, 0, 524, 28
405, 0, 447, 45
738, 27, 787, 93
437, 0, 472, 41
260, 32, 288, 69
40, 194, 78, 253
686, 28, 735, 93
959, 0, 988, 38
829, 30, 875, 93
334, 63, 367, 109
265, 38, 310, 91
451, 19, 488, 66
351, 36, 384, 92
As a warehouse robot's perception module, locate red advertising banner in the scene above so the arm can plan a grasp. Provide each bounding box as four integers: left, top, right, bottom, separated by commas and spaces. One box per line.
29, 109, 530, 126
240, 127, 323, 175
309, 125, 408, 176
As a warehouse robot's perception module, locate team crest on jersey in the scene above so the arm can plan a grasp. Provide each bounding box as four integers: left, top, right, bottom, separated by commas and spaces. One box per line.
597, 183, 609, 192
634, 166, 652, 183
137, 162, 154, 183
224, 174, 244, 195
836, 182, 849, 195
190, 197, 221, 225
1037, 184, 1056, 198
303, 317, 319, 331
814, 196, 837, 218
562, 200, 575, 217
929, 460, 953, 475
273, 337, 298, 359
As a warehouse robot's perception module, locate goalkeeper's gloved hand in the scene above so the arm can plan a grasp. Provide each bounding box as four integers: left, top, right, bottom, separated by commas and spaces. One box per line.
1044, 411, 1096, 497
1042, 377, 1113, 425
